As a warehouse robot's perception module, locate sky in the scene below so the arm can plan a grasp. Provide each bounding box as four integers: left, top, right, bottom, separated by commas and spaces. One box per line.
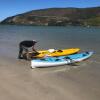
0, 0, 100, 21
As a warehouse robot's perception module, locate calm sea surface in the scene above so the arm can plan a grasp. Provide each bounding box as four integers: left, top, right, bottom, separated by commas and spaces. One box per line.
0, 25, 100, 58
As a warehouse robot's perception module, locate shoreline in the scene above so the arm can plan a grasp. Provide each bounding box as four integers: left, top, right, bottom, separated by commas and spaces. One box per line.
0, 23, 100, 27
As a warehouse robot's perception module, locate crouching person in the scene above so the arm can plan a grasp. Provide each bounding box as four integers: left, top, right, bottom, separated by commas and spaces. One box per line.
18, 40, 39, 60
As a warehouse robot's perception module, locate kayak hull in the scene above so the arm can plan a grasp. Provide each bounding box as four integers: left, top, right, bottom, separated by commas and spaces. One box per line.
31, 51, 93, 68
29, 48, 80, 58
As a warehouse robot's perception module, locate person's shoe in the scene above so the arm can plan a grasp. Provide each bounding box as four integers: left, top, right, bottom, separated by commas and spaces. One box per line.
18, 57, 23, 59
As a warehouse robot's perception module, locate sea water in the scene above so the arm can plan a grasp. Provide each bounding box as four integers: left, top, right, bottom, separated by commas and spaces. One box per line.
0, 25, 100, 59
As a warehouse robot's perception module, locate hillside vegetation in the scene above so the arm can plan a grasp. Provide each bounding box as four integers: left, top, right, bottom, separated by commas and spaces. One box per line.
0, 7, 100, 26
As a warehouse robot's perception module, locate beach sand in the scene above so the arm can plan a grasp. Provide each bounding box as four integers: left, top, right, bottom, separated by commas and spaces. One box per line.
0, 45, 100, 100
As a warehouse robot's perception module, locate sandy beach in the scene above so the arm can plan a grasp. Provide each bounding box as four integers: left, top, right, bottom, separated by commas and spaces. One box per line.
0, 49, 100, 100
0, 25, 100, 100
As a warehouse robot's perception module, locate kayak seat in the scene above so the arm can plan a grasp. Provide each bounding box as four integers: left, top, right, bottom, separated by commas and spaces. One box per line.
83, 54, 86, 56
86, 52, 89, 54
57, 50, 63, 52
55, 59, 60, 61
65, 56, 70, 59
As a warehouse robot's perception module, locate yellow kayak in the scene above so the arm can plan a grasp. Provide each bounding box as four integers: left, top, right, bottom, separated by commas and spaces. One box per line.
29, 48, 80, 58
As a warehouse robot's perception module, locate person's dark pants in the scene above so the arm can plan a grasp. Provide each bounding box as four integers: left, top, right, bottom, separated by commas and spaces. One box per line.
18, 45, 28, 59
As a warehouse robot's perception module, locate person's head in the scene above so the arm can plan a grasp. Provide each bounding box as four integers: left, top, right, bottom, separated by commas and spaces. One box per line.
33, 40, 37, 43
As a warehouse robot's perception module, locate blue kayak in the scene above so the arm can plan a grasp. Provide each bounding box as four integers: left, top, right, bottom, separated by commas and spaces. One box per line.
31, 51, 93, 68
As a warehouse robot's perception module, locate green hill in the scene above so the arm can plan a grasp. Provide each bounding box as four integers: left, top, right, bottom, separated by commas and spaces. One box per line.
1, 7, 100, 26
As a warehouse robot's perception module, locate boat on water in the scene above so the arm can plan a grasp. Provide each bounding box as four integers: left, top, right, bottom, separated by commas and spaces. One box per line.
31, 51, 93, 68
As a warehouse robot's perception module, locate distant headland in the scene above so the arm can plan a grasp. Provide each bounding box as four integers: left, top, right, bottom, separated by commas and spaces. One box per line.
0, 7, 100, 26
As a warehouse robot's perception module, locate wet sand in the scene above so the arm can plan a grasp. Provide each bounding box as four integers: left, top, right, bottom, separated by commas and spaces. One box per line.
0, 47, 100, 100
